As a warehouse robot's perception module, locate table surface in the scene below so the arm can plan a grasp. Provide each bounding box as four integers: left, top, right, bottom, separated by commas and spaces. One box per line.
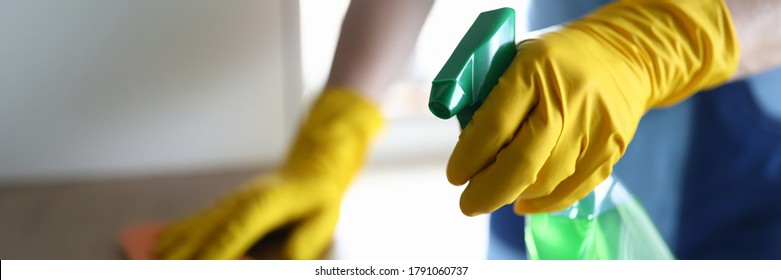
0, 160, 489, 260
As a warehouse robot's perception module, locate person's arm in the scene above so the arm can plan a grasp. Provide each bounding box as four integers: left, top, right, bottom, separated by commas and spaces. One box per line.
327, 0, 434, 104
153, 0, 434, 260
725, 0, 781, 78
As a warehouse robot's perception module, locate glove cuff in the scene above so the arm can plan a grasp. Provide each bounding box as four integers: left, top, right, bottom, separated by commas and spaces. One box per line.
571, 0, 740, 108
280, 87, 385, 191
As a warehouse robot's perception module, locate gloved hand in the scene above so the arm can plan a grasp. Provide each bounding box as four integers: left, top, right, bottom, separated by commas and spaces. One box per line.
447, 0, 739, 215
154, 87, 384, 259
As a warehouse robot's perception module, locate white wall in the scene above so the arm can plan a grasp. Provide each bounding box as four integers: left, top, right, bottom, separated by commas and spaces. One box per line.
0, 0, 530, 183
0, 0, 298, 182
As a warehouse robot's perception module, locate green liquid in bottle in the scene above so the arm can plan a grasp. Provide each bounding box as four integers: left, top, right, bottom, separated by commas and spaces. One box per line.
525, 176, 675, 260
526, 208, 622, 260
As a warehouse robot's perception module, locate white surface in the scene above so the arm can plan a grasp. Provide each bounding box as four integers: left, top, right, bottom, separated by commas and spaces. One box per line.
0, 0, 292, 181
333, 160, 490, 260
1, 0, 532, 185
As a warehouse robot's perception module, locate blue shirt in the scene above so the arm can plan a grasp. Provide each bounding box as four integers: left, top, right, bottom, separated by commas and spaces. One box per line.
488, 0, 781, 259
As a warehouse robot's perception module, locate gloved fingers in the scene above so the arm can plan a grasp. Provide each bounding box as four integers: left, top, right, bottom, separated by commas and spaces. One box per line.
458, 102, 563, 216
193, 184, 321, 259
514, 141, 621, 214
446, 57, 540, 186
283, 206, 340, 260
154, 196, 241, 259
154, 190, 243, 253
154, 220, 191, 259
193, 217, 257, 259
517, 134, 582, 199
157, 223, 218, 260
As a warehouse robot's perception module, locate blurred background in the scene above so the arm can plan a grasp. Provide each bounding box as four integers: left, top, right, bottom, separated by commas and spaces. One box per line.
0, 0, 529, 259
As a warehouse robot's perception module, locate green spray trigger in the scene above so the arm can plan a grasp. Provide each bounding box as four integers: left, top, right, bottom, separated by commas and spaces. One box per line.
429, 8, 516, 129
429, 8, 675, 260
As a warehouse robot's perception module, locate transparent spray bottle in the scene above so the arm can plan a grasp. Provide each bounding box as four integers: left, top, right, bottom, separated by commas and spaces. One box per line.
428, 8, 673, 260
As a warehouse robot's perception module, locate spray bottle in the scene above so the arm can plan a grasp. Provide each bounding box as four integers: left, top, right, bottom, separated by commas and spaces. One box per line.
428, 8, 673, 260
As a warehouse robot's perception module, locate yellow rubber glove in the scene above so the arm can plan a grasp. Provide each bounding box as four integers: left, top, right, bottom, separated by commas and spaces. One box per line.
154, 87, 384, 259
447, 0, 739, 216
